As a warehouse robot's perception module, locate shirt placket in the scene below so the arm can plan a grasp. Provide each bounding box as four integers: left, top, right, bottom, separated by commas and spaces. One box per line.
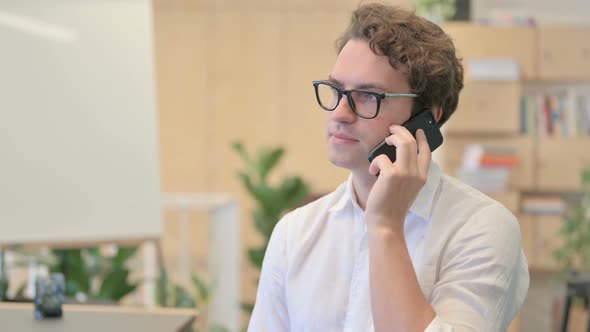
343, 207, 370, 332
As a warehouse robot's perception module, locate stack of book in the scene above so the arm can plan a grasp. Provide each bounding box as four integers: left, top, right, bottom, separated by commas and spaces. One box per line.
456, 144, 519, 192
521, 196, 566, 215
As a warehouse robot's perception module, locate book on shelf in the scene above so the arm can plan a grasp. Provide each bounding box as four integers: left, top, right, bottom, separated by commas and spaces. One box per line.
456, 144, 519, 192
521, 196, 566, 215
521, 90, 590, 137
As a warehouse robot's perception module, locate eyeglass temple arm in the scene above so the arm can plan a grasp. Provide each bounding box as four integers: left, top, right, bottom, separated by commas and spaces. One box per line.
383, 93, 418, 98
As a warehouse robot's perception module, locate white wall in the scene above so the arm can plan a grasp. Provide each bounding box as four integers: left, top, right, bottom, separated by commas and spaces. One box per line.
0, 0, 161, 245
472, 0, 590, 24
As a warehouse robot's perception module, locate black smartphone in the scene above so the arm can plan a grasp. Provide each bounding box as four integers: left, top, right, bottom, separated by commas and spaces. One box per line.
367, 110, 444, 163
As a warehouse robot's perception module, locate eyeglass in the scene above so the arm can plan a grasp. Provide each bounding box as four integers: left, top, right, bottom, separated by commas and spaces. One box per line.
312, 80, 418, 119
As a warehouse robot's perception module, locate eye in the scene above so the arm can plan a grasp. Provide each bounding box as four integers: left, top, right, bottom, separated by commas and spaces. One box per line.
353, 91, 377, 103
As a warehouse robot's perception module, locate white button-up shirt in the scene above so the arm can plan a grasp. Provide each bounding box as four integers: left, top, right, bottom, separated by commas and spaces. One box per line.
248, 162, 529, 332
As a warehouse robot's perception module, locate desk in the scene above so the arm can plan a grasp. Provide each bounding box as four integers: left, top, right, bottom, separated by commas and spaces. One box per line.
0, 302, 196, 332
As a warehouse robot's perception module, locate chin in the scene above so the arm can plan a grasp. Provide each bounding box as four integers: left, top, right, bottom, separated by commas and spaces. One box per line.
328, 153, 363, 171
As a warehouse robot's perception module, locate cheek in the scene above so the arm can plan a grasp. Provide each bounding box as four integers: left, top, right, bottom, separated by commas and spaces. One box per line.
362, 121, 391, 149
362, 110, 410, 148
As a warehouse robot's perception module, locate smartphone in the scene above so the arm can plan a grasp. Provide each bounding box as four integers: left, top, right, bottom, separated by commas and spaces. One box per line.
367, 110, 443, 163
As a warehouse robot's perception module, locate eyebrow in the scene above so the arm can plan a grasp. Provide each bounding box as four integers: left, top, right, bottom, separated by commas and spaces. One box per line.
327, 75, 392, 93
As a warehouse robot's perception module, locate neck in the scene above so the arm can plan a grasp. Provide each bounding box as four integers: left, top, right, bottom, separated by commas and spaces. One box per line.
351, 169, 377, 210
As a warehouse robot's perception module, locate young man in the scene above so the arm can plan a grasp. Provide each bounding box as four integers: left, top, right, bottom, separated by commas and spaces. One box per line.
248, 4, 529, 332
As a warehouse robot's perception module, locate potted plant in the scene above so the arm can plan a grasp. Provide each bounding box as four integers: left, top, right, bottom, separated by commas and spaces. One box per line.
553, 168, 590, 276
414, 0, 457, 23
232, 142, 310, 313
552, 168, 590, 329
0, 246, 139, 304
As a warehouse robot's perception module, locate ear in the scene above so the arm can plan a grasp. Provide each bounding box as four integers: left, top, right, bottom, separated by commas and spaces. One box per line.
431, 106, 443, 123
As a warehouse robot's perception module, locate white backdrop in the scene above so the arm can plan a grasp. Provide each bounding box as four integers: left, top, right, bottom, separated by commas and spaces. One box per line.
0, 0, 161, 245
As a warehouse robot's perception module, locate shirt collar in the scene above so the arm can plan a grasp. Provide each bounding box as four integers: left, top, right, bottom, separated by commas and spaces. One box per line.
328, 161, 443, 220
328, 173, 355, 213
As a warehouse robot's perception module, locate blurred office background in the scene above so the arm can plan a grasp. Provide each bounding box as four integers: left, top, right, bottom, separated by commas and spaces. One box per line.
1, 0, 590, 331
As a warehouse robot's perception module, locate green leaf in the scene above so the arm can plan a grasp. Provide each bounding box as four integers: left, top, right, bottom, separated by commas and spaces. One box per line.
112, 246, 138, 267
236, 171, 256, 197
241, 301, 255, 313
172, 284, 196, 308
66, 280, 83, 296
248, 247, 266, 269
583, 168, 590, 186
280, 177, 310, 209
252, 209, 276, 240
191, 273, 210, 302
0, 277, 8, 299
207, 324, 230, 332
98, 269, 136, 301
258, 147, 285, 182
63, 250, 91, 294
250, 183, 280, 211
155, 276, 168, 307
232, 141, 255, 173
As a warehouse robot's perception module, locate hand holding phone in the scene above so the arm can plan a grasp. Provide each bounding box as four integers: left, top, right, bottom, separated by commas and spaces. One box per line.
367, 110, 443, 164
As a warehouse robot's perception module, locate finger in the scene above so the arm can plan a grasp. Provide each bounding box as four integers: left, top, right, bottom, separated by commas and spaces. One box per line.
388, 124, 414, 141
416, 129, 432, 178
368, 154, 393, 176
387, 125, 418, 171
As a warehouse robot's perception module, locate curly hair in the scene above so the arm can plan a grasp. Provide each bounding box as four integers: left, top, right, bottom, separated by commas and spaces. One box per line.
336, 3, 464, 125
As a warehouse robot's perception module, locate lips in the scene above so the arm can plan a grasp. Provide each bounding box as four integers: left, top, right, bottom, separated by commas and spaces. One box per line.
330, 131, 358, 142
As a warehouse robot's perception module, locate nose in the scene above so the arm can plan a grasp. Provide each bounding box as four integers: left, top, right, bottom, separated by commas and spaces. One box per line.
330, 94, 357, 123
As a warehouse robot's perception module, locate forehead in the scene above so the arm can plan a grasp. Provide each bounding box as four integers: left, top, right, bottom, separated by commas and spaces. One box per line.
330, 39, 410, 92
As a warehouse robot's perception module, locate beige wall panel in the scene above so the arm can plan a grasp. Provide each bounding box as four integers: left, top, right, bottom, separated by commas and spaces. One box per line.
445, 81, 522, 135
283, 12, 350, 194
487, 191, 520, 214
442, 23, 536, 80
154, 9, 213, 192
153, 0, 213, 10
516, 214, 534, 272
209, 0, 410, 12
531, 215, 563, 270
537, 138, 590, 191
538, 26, 590, 80
211, 11, 283, 191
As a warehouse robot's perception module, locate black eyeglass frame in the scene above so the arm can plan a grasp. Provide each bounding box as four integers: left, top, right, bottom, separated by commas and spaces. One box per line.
312, 80, 418, 119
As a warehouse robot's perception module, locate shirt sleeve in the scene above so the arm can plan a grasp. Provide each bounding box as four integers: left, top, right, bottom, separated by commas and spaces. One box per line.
247, 217, 290, 332
424, 204, 530, 332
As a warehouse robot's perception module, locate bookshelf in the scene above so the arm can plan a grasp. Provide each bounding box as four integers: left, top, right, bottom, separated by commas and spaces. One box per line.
436, 23, 590, 331
438, 23, 590, 271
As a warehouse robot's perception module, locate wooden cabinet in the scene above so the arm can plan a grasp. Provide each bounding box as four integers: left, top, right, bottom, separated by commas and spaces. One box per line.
517, 214, 534, 267
441, 23, 590, 272
537, 27, 590, 80
536, 138, 590, 191
442, 23, 536, 80
445, 82, 522, 135
444, 24, 590, 81
488, 191, 520, 214
530, 215, 564, 270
